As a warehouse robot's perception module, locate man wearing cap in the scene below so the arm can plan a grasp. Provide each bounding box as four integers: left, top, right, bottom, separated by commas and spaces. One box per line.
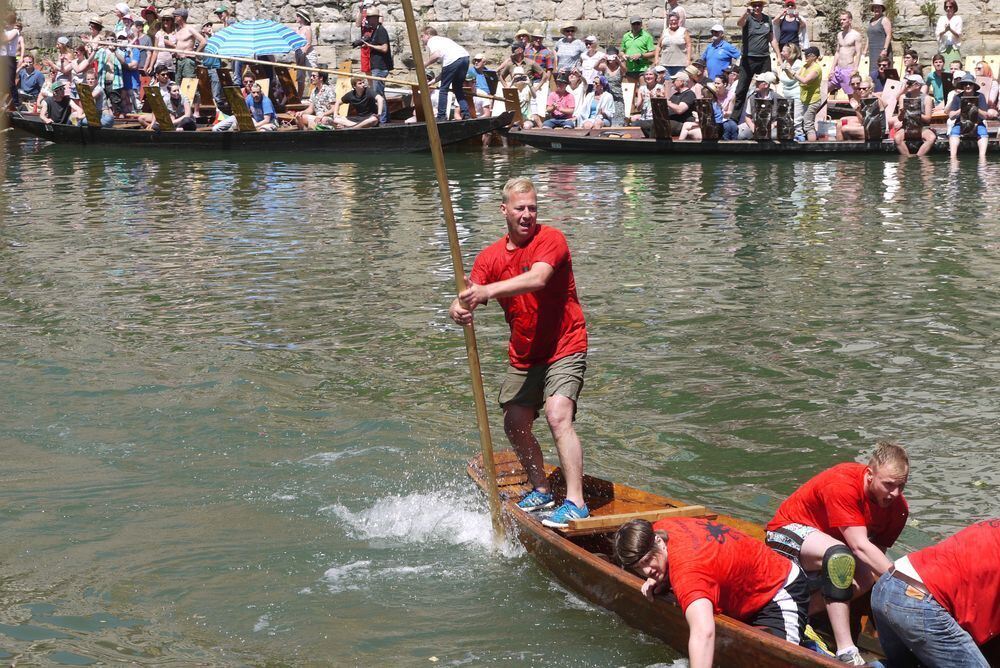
164, 8, 206, 81
15, 55, 45, 108
948, 73, 997, 159
621, 17, 655, 82
554, 24, 585, 73
738, 71, 777, 139
734, 0, 780, 120
701, 24, 740, 80
420, 26, 471, 121
213, 4, 235, 27
893, 74, 936, 156
543, 71, 576, 128
666, 70, 697, 136
828, 12, 861, 97
358, 9, 392, 124
39, 79, 77, 124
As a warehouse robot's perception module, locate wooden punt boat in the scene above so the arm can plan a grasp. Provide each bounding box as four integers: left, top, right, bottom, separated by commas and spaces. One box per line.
468, 450, 878, 667
5, 111, 513, 153
507, 126, 969, 155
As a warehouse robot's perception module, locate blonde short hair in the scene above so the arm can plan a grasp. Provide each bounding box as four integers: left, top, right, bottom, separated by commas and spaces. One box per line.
868, 441, 909, 473
501, 176, 536, 203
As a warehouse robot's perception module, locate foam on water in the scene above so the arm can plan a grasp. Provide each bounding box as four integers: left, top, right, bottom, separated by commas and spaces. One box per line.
321, 486, 524, 558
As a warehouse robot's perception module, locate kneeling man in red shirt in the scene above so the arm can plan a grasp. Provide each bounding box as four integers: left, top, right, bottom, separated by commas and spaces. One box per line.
871, 519, 1000, 668
614, 517, 812, 668
765, 441, 910, 665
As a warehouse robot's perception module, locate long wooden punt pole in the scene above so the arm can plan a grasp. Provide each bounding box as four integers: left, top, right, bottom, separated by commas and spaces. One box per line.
93, 41, 508, 102
395, 3, 505, 538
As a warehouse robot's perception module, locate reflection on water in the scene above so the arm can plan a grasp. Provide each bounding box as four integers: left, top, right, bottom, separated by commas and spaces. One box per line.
1, 136, 999, 665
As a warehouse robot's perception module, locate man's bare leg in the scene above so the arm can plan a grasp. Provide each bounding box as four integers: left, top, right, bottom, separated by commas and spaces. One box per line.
800, 531, 856, 653
545, 394, 584, 507
504, 403, 547, 492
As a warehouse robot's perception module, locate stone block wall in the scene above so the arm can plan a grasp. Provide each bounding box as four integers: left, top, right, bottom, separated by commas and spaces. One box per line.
12, 0, 1000, 73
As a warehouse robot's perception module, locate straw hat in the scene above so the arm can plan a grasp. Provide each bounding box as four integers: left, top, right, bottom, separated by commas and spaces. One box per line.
296, 8, 311, 23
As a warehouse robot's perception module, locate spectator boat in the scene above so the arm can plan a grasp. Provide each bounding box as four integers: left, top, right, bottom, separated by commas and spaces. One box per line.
5, 111, 514, 153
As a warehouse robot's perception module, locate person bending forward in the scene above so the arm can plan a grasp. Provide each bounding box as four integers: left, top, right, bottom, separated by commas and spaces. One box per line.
614, 517, 812, 668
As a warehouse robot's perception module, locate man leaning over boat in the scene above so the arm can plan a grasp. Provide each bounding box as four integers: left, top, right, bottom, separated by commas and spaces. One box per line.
765, 441, 910, 665
614, 517, 813, 668
449, 176, 589, 528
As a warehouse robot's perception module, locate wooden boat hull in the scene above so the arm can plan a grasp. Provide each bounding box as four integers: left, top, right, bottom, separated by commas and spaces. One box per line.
508, 127, 971, 155
468, 451, 866, 668
6, 111, 513, 153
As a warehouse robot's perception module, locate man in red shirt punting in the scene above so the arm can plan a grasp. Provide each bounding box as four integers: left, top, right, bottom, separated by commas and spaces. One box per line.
871, 519, 1000, 667
449, 177, 589, 528
613, 517, 812, 667
765, 441, 910, 665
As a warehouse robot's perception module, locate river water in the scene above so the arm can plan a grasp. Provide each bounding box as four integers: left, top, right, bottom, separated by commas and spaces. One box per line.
2, 134, 999, 666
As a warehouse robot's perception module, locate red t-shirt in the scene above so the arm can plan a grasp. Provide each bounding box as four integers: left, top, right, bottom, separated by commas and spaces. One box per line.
470, 224, 587, 369
910, 520, 1000, 646
766, 462, 908, 547
653, 517, 792, 621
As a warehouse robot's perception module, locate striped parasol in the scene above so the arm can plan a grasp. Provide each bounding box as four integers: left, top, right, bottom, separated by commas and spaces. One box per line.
204, 19, 307, 57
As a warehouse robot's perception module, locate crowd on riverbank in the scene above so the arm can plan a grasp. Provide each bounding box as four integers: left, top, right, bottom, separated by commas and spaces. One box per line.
3, 0, 1000, 155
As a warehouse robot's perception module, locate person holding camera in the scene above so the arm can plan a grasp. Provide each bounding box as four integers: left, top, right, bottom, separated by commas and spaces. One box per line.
352, 8, 392, 124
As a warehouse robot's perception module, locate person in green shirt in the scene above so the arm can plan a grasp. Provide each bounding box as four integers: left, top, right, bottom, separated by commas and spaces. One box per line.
621, 16, 655, 82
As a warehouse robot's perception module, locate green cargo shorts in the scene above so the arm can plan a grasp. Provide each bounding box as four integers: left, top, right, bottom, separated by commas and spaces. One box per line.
498, 352, 587, 416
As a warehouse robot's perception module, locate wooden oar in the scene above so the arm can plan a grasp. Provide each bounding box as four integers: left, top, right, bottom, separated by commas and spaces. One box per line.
94, 40, 509, 103
396, 3, 505, 538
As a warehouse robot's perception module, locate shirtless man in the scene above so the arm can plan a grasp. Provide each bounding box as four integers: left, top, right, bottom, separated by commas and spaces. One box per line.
829, 11, 861, 96
766, 442, 909, 666
164, 8, 206, 82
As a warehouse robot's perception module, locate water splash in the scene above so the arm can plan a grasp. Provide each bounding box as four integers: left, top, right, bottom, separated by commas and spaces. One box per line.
321, 485, 524, 558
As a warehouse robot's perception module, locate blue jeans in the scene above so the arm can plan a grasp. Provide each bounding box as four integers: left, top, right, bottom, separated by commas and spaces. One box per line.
721, 119, 739, 140
81, 112, 115, 128
543, 117, 576, 129
370, 68, 389, 124
207, 68, 224, 107
437, 56, 470, 121
871, 573, 987, 668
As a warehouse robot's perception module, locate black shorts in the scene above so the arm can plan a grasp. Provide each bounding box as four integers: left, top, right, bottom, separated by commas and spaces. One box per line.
750, 565, 810, 644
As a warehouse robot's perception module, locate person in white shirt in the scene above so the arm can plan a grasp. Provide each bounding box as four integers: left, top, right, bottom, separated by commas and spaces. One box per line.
579, 36, 606, 86
420, 26, 471, 121
935, 0, 962, 61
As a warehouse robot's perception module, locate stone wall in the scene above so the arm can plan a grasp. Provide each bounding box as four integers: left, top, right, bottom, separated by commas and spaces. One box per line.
12, 0, 1000, 73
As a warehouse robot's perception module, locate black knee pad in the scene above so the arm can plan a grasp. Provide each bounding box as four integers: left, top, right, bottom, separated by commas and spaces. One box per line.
821, 545, 856, 602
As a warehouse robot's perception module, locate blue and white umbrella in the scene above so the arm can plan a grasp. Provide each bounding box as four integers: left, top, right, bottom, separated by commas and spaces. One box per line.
204, 19, 307, 58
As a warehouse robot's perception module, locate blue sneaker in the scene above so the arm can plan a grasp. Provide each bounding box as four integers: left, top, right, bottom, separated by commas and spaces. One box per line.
517, 489, 555, 512
541, 499, 589, 528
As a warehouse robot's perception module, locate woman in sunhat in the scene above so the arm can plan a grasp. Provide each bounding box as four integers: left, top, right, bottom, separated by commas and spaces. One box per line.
947, 73, 996, 158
